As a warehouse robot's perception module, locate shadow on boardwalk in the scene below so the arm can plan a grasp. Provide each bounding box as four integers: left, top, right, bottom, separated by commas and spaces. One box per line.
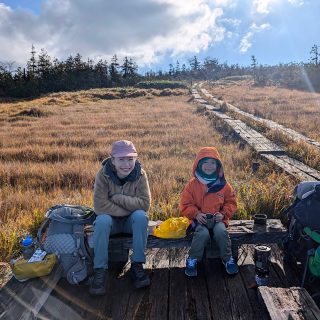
31, 245, 308, 320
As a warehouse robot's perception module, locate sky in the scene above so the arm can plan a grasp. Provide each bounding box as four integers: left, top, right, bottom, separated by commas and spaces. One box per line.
0, 0, 319, 73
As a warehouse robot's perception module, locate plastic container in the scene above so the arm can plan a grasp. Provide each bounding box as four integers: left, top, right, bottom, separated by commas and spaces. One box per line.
253, 214, 267, 225
22, 235, 35, 260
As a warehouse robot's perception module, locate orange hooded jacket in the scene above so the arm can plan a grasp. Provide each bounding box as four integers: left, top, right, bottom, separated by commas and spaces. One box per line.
179, 147, 237, 226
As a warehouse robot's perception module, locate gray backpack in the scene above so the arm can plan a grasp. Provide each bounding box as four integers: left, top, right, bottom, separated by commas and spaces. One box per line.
37, 204, 96, 284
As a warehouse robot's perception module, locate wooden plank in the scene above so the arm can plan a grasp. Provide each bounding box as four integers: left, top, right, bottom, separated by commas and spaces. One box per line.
168, 248, 188, 320
258, 286, 320, 320
261, 154, 318, 182
268, 244, 301, 289
276, 155, 320, 180
236, 245, 269, 319
38, 262, 126, 320
204, 259, 234, 320
224, 262, 256, 319
187, 261, 212, 319
135, 248, 170, 320
0, 264, 62, 320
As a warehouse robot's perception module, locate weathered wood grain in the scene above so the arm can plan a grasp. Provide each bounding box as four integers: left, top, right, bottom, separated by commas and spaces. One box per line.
258, 286, 320, 320
168, 248, 189, 320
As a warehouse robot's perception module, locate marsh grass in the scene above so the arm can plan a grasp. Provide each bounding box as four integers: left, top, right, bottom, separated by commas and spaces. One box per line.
0, 88, 295, 261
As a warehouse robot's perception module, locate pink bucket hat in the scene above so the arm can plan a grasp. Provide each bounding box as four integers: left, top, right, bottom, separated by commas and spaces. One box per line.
111, 140, 137, 157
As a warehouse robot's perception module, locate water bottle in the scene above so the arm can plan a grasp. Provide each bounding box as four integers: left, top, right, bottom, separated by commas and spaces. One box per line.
22, 235, 34, 260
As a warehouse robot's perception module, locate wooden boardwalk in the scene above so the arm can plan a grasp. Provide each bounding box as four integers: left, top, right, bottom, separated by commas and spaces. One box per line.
192, 87, 320, 182
199, 87, 320, 151
32, 246, 302, 319
0, 220, 288, 319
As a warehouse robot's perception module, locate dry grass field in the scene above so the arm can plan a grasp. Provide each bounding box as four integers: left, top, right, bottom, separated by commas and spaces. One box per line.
0, 87, 295, 262
204, 79, 320, 141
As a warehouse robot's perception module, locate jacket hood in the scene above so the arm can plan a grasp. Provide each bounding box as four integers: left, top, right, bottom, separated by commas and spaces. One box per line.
102, 157, 142, 185
192, 147, 222, 176
193, 147, 226, 193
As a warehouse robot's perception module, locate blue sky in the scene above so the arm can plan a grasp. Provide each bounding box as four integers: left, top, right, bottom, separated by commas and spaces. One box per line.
0, 0, 319, 73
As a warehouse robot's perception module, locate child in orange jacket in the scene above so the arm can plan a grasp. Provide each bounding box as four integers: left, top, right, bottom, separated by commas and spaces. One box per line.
180, 146, 238, 276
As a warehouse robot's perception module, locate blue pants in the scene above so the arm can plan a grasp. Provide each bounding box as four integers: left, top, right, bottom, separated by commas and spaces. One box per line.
93, 210, 149, 270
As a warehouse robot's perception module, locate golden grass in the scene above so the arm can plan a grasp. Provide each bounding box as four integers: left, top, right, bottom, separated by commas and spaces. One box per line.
205, 80, 320, 141
0, 88, 295, 261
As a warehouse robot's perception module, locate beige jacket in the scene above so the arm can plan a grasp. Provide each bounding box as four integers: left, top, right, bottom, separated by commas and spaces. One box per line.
93, 159, 151, 217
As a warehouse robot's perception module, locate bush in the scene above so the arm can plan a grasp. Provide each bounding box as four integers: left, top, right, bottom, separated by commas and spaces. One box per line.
136, 80, 188, 89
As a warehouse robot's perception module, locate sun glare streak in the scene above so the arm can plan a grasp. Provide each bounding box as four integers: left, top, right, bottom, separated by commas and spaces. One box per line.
299, 65, 320, 107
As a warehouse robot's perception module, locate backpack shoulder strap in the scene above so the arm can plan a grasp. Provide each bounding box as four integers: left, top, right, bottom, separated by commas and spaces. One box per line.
73, 224, 91, 260
37, 218, 50, 250
304, 227, 320, 244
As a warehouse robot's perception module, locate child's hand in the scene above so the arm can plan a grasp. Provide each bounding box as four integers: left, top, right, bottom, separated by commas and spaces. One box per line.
195, 213, 207, 224
214, 212, 224, 222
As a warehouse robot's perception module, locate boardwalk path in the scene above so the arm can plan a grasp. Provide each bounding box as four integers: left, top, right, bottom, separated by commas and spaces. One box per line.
199, 85, 320, 151
192, 86, 320, 182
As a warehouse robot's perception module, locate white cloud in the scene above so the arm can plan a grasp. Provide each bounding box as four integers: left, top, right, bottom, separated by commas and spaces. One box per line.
253, 0, 305, 15
0, 0, 227, 67
239, 32, 253, 53
212, 0, 238, 7
288, 0, 304, 6
252, 0, 275, 15
239, 22, 271, 53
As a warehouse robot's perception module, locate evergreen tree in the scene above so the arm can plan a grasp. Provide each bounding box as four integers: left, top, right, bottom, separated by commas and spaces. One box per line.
109, 54, 121, 85
27, 45, 37, 78
181, 63, 187, 73
189, 56, 200, 71
251, 55, 257, 83
175, 60, 180, 75
37, 49, 52, 77
310, 44, 319, 66
168, 63, 174, 76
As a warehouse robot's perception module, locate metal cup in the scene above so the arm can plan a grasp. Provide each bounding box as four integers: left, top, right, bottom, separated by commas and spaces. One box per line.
206, 214, 215, 229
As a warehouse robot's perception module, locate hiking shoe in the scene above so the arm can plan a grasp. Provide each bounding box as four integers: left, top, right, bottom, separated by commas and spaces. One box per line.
89, 269, 107, 296
130, 262, 150, 288
185, 257, 197, 277
224, 257, 238, 275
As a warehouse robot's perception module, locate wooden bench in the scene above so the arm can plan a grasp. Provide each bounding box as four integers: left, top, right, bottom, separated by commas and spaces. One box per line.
109, 219, 287, 261
258, 286, 320, 320
0, 219, 286, 319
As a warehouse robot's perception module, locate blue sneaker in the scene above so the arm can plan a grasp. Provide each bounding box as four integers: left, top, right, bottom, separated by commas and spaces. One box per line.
224, 257, 238, 275
185, 257, 197, 277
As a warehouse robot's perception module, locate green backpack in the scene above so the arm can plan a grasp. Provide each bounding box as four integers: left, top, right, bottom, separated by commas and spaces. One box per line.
305, 227, 320, 277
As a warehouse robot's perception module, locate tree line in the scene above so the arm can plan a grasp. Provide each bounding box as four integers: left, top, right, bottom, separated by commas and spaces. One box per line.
1, 44, 320, 98
145, 44, 320, 92
0, 46, 139, 98
250, 44, 320, 91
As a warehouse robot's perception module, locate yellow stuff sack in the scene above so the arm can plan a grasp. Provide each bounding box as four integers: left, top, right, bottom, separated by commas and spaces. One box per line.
153, 217, 190, 239
12, 254, 57, 281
